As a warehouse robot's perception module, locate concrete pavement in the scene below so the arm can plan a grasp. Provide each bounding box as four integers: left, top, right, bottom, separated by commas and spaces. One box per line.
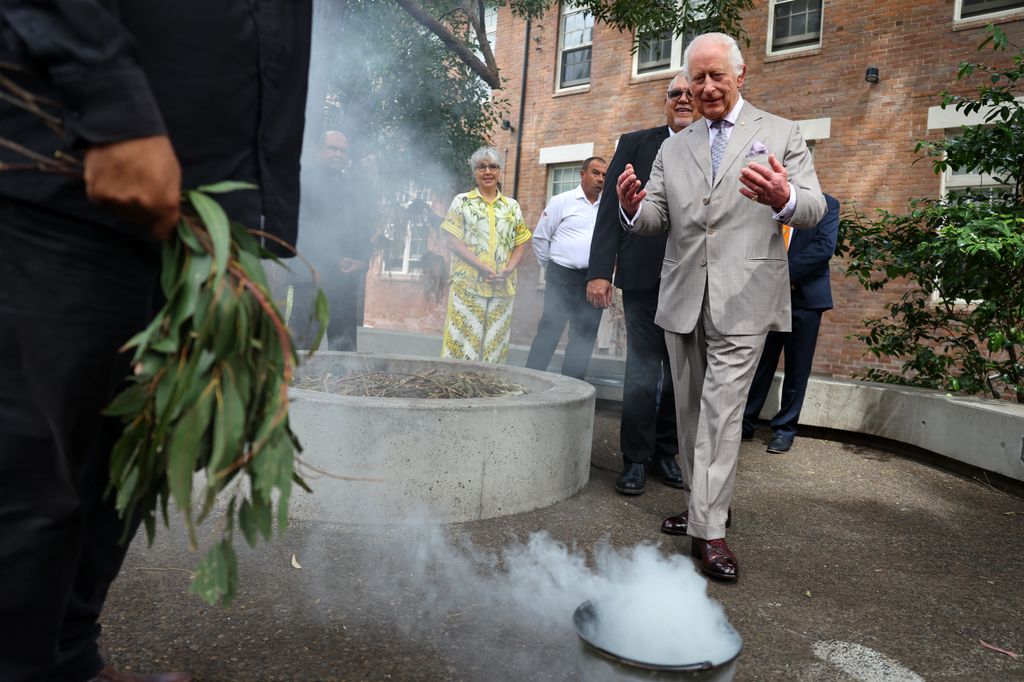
100, 402, 1024, 681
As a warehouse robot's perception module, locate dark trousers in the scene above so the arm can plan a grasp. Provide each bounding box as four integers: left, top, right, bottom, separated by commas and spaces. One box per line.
742, 307, 823, 439
620, 287, 678, 464
0, 205, 159, 681
290, 271, 364, 351
525, 262, 603, 380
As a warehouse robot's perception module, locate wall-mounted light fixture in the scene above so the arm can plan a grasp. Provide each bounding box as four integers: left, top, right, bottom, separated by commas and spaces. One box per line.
501, 119, 515, 132
865, 67, 880, 84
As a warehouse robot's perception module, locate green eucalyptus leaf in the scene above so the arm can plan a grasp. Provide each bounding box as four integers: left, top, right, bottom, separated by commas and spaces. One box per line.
104, 382, 148, 418
166, 388, 213, 542
238, 498, 258, 546
250, 491, 273, 541
177, 219, 204, 253
196, 180, 258, 195
188, 190, 232, 283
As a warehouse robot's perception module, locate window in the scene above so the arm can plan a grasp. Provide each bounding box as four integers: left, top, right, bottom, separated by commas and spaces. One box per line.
942, 138, 1009, 197
548, 163, 580, 198
381, 187, 435, 276
536, 162, 583, 287
956, 0, 1024, 20
768, 0, 823, 53
636, 30, 673, 74
557, 2, 594, 89
632, 2, 705, 77
483, 6, 497, 52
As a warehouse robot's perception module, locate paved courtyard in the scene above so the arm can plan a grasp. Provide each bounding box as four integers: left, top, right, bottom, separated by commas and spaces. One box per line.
101, 402, 1024, 681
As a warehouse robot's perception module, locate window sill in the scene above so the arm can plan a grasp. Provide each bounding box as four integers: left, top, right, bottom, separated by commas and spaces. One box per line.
764, 46, 821, 63
952, 9, 1024, 31
553, 84, 590, 98
378, 272, 422, 282
628, 71, 675, 86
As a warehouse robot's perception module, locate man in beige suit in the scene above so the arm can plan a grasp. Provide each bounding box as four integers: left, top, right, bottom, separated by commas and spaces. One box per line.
618, 32, 825, 581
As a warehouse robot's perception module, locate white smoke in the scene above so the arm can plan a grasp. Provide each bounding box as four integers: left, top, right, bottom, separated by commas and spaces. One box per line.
304, 522, 739, 672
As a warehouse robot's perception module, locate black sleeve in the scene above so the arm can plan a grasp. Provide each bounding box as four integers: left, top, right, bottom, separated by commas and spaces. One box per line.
587, 133, 634, 283
0, 0, 166, 145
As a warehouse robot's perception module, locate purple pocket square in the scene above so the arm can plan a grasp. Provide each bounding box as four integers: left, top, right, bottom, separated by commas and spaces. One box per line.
745, 141, 769, 158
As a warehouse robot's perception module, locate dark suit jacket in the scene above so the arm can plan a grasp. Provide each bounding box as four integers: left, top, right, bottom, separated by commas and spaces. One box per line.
587, 125, 671, 291
788, 193, 839, 311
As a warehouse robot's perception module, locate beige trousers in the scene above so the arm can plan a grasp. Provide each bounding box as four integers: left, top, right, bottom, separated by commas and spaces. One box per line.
664, 291, 767, 540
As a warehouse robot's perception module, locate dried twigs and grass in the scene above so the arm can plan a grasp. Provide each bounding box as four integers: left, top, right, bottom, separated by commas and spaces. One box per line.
1, 66, 327, 605
293, 369, 525, 399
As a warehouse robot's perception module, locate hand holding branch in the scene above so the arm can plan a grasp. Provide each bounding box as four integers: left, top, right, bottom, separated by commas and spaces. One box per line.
84, 135, 182, 240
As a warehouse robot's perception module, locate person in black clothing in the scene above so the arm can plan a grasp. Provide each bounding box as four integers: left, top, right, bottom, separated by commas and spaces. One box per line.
0, 3, 311, 681
586, 73, 696, 496
290, 129, 377, 351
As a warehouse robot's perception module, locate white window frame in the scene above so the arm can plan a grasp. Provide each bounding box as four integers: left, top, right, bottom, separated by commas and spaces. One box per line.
483, 6, 497, 53
380, 187, 435, 277
954, 0, 1024, 22
926, 102, 1021, 194
547, 162, 581, 199
632, 29, 683, 77
923, 107, 1013, 307
766, 0, 824, 56
556, 2, 594, 91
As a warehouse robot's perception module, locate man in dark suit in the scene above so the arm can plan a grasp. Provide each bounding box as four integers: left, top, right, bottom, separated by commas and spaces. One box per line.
586, 73, 695, 495
742, 193, 840, 453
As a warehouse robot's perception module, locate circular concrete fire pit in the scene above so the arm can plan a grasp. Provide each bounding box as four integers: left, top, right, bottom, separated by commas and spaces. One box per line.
287, 352, 596, 523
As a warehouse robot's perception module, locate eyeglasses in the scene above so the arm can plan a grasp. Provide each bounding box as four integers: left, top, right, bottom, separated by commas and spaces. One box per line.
666, 89, 692, 101
475, 163, 501, 172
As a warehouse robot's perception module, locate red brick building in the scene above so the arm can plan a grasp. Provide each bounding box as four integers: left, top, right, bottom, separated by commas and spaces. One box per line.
364, 0, 1024, 379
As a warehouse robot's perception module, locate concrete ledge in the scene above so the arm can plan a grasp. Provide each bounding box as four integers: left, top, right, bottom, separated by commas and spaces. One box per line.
762, 375, 1024, 483
288, 351, 595, 523
357, 327, 1024, 483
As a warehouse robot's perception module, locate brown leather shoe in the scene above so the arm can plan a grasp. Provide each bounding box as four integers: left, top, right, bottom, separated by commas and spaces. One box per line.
660, 508, 732, 536
690, 538, 738, 581
90, 667, 193, 682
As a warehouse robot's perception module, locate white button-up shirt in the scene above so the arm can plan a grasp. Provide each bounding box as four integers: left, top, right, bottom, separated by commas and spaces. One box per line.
532, 184, 601, 270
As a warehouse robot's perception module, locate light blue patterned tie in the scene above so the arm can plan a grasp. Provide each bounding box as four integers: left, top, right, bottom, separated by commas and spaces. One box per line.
710, 119, 729, 182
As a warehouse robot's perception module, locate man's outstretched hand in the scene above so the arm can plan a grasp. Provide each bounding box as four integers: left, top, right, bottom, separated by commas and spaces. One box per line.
739, 154, 790, 211
84, 135, 182, 240
616, 163, 645, 218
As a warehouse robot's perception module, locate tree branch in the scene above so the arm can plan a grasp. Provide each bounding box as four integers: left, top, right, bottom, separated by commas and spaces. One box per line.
393, 0, 501, 89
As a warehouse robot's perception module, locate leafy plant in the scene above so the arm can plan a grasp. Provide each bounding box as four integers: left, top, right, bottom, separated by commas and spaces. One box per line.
105, 183, 327, 605
838, 26, 1024, 402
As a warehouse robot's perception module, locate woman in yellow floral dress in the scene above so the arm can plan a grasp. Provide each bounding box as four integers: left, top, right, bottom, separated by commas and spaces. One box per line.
441, 147, 531, 363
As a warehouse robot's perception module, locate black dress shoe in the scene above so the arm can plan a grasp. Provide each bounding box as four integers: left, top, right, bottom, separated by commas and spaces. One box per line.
651, 457, 685, 488
690, 538, 738, 581
766, 433, 794, 453
741, 429, 754, 442
615, 461, 646, 495
660, 508, 732, 536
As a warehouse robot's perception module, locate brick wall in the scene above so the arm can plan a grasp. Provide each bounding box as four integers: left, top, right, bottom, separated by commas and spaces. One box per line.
364, 0, 1024, 378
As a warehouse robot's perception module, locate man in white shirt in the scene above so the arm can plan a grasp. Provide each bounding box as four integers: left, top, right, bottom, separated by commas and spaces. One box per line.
525, 156, 608, 380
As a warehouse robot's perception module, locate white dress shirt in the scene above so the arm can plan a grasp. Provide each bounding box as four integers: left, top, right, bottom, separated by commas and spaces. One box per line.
532, 184, 601, 270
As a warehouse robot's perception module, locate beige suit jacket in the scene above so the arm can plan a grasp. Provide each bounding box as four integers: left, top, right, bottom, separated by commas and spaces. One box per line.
628, 102, 826, 336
